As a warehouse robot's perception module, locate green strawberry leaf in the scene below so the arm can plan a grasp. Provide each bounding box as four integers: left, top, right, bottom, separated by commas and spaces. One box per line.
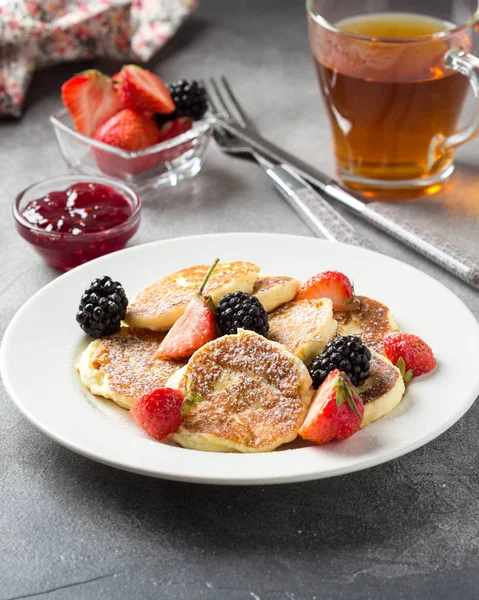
180, 392, 203, 416
396, 357, 414, 384
343, 296, 361, 310
336, 387, 345, 407
205, 295, 215, 314
343, 380, 363, 422
198, 258, 220, 296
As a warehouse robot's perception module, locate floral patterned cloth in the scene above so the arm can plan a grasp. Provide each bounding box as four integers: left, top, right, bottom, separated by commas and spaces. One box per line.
0, 0, 196, 117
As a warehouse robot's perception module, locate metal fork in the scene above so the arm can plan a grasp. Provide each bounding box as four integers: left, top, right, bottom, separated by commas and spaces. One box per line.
203, 77, 376, 250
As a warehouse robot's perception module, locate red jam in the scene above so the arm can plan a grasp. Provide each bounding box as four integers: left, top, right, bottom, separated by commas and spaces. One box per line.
17, 182, 139, 271
22, 183, 132, 234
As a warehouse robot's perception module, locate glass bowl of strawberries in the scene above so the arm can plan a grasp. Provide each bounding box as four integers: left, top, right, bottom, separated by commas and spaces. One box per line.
50, 67, 213, 191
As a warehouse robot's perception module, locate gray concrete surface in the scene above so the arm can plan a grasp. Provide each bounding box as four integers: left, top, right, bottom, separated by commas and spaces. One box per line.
1, 1, 478, 598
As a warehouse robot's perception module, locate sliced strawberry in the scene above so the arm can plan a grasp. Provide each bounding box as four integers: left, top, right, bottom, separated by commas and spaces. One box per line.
156, 117, 194, 163
299, 370, 364, 444
94, 108, 161, 150
93, 108, 162, 176
296, 270, 360, 311
61, 70, 123, 137
118, 65, 175, 115
156, 259, 219, 360
112, 72, 122, 91
383, 332, 436, 379
157, 295, 217, 360
131, 388, 184, 440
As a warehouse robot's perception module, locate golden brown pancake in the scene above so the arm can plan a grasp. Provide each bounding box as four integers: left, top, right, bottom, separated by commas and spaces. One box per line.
76, 327, 186, 409
268, 298, 338, 364
125, 261, 260, 331
357, 350, 405, 427
335, 295, 399, 353
253, 275, 301, 312
171, 329, 313, 453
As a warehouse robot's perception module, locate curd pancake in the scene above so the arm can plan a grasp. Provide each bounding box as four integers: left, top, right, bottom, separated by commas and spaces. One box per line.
76, 327, 186, 409
268, 299, 338, 364
125, 261, 260, 331
253, 275, 301, 312
357, 350, 405, 428
167, 364, 188, 390
335, 295, 399, 353
170, 329, 313, 453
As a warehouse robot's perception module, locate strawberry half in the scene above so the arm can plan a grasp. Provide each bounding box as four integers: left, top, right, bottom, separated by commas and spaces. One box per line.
383, 332, 436, 380
296, 270, 360, 311
118, 65, 175, 115
61, 70, 123, 137
131, 388, 184, 440
156, 117, 194, 163
299, 370, 364, 444
93, 108, 162, 176
156, 259, 220, 360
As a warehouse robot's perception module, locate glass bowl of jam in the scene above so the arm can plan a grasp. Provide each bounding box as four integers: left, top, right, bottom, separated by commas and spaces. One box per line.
50, 109, 213, 191
14, 175, 141, 271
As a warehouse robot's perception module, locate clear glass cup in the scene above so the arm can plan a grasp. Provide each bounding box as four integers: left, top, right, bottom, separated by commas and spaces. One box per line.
307, 0, 479, 198
14, 175, 141, 271
50, 109, 213, 191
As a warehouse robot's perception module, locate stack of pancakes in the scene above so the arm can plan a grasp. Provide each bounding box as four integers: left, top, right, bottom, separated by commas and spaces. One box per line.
77, 261, 405, 452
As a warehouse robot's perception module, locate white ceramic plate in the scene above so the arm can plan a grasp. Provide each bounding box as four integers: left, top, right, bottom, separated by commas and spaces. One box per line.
2, 233, 479, 485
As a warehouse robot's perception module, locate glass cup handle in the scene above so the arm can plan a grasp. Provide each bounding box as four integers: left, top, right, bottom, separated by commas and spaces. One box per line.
429, 48, 479, 167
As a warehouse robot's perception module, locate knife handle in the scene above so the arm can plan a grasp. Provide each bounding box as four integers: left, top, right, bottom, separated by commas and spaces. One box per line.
264, 164, 376, 250
364, 205, 479, 289
323, 183, 479, 290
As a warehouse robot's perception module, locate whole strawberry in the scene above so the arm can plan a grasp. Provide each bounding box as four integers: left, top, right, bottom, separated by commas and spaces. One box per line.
383, 332, 436, 380
93, 109, 161, 175
131, 388, 184, 440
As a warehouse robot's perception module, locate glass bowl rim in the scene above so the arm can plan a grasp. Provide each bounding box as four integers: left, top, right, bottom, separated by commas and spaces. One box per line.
306, 0, 479, 44
13, 174, 141, 244
50, 108, 214, 160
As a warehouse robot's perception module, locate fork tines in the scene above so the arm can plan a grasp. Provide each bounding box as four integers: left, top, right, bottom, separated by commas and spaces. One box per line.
203, 77, 249, 126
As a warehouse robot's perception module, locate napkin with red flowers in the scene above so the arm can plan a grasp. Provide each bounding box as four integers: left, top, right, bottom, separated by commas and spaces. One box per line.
0, 0, 196, 117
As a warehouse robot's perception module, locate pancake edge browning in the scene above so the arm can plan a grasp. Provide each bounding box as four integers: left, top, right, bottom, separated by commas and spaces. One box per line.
252, 275, 301, 312
170, 330, 314, 453
335, 295, 400, 354
76, 328, 186, 409
125, 261, 260, 331
268, 298, 338, 364
358, 350, 405, 428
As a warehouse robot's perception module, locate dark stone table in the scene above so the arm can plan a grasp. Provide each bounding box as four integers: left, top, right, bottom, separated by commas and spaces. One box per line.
1, 1, 478, 598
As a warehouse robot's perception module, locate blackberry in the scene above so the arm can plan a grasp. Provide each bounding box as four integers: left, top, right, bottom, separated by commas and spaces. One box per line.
168, 79, 208, 121
216, 292, 269, 337
76, 276, 128, 338
309, 336, 371, 389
